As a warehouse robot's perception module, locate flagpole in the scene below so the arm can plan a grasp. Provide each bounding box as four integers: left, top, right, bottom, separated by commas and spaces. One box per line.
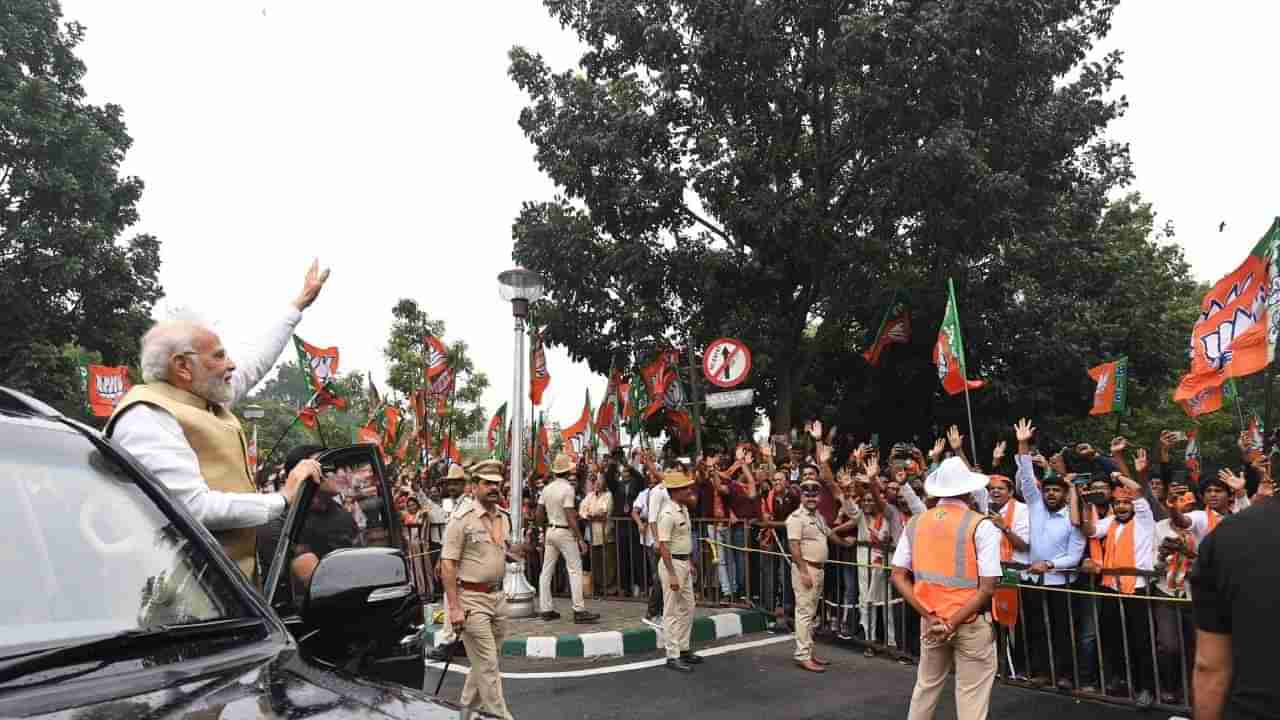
962, 380, 979, 466
258, 388, 322, 480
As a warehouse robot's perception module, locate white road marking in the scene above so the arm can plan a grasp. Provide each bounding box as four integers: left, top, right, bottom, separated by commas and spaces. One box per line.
425, 634, 795, 679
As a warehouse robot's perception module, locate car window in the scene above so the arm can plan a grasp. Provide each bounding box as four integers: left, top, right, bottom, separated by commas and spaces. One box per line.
0, 423, 249, 653
262, 449, 392, 611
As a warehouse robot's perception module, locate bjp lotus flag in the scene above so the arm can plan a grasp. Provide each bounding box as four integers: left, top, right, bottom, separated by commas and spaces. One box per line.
1087, 357, 1128, 416
530, 328, 551, 406
561, 390, 592, 459
1179, 384, 1223, 417
85, 365, 132, 417
1174, 218, 1280, 405
423, 335, 449, 380
487, 402, 508, 455
863, 291, 911, 367
933, 279, 985, 395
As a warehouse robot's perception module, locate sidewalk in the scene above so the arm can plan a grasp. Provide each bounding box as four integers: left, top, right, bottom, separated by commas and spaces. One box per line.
423, 598, 770, 659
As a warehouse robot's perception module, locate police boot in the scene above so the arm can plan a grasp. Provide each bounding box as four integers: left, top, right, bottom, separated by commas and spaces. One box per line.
573, 610, 600, 623
665, 657, 694, 673
679, 651, 704, 665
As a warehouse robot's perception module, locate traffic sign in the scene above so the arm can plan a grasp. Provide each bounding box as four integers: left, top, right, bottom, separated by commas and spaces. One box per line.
705, 388, 754, 410
703, 337, 752, 388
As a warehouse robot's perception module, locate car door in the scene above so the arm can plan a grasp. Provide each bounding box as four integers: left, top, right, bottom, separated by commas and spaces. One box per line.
262, 444, 425, 689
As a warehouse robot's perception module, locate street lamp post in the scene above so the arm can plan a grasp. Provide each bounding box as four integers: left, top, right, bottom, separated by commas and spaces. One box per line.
498, 268, 544, 618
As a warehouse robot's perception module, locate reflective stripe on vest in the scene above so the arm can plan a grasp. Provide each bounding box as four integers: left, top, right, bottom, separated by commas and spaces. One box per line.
907, 505, 983, 618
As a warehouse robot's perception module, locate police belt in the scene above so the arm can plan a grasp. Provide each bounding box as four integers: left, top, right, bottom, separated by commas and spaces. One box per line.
459, 580, 502, 593
670, 553, 690, 561
549, 524, 571, 530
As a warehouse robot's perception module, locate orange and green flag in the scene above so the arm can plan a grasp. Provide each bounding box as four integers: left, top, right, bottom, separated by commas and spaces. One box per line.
863, 291, 911, 367
84, 364, 132, 417
933, 279, 984, 396
561, 389, 592, 459
530, 328, 551, 406
1087, 357, 1128, 416
1174, 218, 1280, 405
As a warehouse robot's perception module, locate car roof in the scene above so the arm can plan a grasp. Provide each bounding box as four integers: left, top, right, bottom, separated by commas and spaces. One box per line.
0, 386, 82, 435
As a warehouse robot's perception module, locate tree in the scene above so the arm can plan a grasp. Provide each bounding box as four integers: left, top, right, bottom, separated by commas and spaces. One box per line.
383, 299, 489, 447
509, 0, 1131, 433
1, 0, 162, 415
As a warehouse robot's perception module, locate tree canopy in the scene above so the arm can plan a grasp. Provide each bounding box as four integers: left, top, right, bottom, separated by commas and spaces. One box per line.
510, 0, 1147, 439
1, 0, 161, 415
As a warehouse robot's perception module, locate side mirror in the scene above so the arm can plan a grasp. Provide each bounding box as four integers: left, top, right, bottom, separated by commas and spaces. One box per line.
304, 547, 419, 642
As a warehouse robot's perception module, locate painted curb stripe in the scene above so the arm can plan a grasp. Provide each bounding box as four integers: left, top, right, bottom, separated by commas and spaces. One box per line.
526, 636, 558, 658
579, 630, 624, 658
690, 617, 716, 643
619, 627, 658, 655
712, 612, 744, 639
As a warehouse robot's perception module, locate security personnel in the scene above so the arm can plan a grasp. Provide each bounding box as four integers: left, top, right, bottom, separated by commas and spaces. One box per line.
440, 462, 526, 720
429, 462, 475, 662
787, 471, 855, 672
537, 452, 599, 623
657, 468, 702, 672
890, 457, 1004, 720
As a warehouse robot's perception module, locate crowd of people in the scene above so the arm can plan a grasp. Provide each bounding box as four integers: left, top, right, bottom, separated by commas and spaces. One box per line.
344, 416, 1275, 713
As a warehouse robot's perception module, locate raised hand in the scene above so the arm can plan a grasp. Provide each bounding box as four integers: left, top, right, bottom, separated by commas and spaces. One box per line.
808, 419, 823, 441
1219, 468, 1246, 493
1110, 436, 1128, 455
816, 442, 833, 466
992, 440, 1007, 465
1014, 418, 1036, 444
947, 425, 964, 452
930, 438, 946, 461
1159, 431, 1175, 449
864, 456, 880, 480
1134, 448, 1149, 474
292, 258, 331, 311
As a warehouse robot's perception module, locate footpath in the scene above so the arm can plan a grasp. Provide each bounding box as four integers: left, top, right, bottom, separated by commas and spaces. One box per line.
423, 598, 771, 660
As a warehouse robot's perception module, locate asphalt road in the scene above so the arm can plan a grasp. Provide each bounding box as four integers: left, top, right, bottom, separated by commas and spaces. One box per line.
428, 634, 1151, 720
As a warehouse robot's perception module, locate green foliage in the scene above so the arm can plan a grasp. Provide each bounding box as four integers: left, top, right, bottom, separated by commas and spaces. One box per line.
383, 298, 489, 444
509, 0, 1132, 435
1, 0, 162, 412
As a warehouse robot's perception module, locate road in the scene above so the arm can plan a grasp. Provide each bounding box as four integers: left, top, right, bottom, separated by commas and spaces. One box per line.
426, 633, 1149, 720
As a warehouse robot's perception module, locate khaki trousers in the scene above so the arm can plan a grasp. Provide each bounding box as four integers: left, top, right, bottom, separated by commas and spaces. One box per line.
458, 589, 512, 720
659, 558, 694, 659
791, 565, 824, 661
907, 616, 996, 720
540, 527, 585, 612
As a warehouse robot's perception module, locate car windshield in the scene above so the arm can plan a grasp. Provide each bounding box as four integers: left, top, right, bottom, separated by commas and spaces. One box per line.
0, 419, 249, 655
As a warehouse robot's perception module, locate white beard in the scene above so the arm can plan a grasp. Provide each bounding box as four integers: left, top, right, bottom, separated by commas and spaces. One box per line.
194, 372, 234, 405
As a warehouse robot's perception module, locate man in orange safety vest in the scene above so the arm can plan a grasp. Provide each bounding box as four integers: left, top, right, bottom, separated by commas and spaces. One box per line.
891, 456, 1004, 720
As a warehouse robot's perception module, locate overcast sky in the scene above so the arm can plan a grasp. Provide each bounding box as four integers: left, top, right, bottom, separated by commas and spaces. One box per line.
61, 0, 1280, 435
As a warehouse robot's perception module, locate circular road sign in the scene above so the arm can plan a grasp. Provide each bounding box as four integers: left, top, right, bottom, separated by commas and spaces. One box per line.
703, 338, 752, 388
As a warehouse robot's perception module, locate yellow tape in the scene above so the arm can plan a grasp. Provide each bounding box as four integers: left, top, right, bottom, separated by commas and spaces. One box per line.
703, 539, 1193, 603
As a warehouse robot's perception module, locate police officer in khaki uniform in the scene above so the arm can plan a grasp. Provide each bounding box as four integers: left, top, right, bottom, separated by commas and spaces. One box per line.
440, 461, 528, 720
537, 452, 599, 623
787, 471, 854, 673
657, 468, 703, 672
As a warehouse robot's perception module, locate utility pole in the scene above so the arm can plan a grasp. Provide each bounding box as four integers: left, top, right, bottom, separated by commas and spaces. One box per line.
687, 345, 704, 459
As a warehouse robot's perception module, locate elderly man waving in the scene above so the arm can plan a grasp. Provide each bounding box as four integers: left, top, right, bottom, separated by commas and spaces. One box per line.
107, 261, 331, 580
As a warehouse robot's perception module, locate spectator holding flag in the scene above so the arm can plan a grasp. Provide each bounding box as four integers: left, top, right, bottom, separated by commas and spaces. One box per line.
106, 261, 331, 579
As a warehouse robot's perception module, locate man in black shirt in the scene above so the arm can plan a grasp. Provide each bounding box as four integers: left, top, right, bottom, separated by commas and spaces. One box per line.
606, 449, 646, 595
1189, 494, 1279, 720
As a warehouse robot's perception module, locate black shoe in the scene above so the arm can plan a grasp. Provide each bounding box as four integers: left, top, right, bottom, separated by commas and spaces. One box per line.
427, 647, 450, 662
540, 611, 561, 621
665, 658, 694, 673
574, 611, 600, 623
680, 652, 704, 665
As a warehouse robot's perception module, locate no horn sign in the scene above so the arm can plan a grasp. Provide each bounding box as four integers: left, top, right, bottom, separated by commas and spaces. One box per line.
703, 338, 752, 388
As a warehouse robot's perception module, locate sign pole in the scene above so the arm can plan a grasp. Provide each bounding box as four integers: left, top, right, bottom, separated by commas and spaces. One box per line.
687, 347, 704, 459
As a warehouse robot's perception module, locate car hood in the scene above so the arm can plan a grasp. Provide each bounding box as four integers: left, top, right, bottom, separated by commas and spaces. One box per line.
11, 647, 470, 719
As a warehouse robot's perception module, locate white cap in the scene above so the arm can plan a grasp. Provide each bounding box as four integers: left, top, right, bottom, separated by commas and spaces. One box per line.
924, 456, 988, 498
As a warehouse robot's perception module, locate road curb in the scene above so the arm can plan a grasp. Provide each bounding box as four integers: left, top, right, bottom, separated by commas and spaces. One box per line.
424, 608, 770, 659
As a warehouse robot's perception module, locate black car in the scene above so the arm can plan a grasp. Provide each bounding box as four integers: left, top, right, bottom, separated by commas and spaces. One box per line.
0, 386, 477, 718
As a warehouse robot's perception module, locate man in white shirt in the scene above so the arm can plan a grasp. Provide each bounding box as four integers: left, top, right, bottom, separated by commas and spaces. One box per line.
107, 261, 330, 579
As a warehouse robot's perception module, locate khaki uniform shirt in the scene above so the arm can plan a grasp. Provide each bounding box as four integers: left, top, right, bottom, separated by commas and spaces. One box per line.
657, 502, 693, 555
441, 504, 510, 584
786, 505, 831, 565
541, 477, 575, 527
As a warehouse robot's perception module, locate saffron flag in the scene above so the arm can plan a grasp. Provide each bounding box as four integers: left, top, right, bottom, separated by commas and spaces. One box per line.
429, 366, 454, 415
357, 420, 381, 447
530, 328, 551, 406
382, 406, 400, 448
1185, 430, 1201, 482
1179, 385, 1223, 417
1087, 357, 1128, 416
561, 390, 592, 459
293, 335, 346, 429
247, 422, 259, 478
863, 291, 911, 367
423, 335, 449, 380
1174, 218, 1280, 404
487, 402, 508, 453
640, 349, 680, 419
533, 413, 552, 475
595, 368, 623, 451
933, 279, 985, 395
85, 365, 132, 417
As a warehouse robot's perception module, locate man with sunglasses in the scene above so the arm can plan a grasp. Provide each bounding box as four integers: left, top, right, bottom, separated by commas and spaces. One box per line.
107, 261, 330, 579
787, 469, 856, 672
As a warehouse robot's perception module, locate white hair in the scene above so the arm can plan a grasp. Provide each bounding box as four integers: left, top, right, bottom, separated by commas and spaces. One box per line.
140, 320, 204, 383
